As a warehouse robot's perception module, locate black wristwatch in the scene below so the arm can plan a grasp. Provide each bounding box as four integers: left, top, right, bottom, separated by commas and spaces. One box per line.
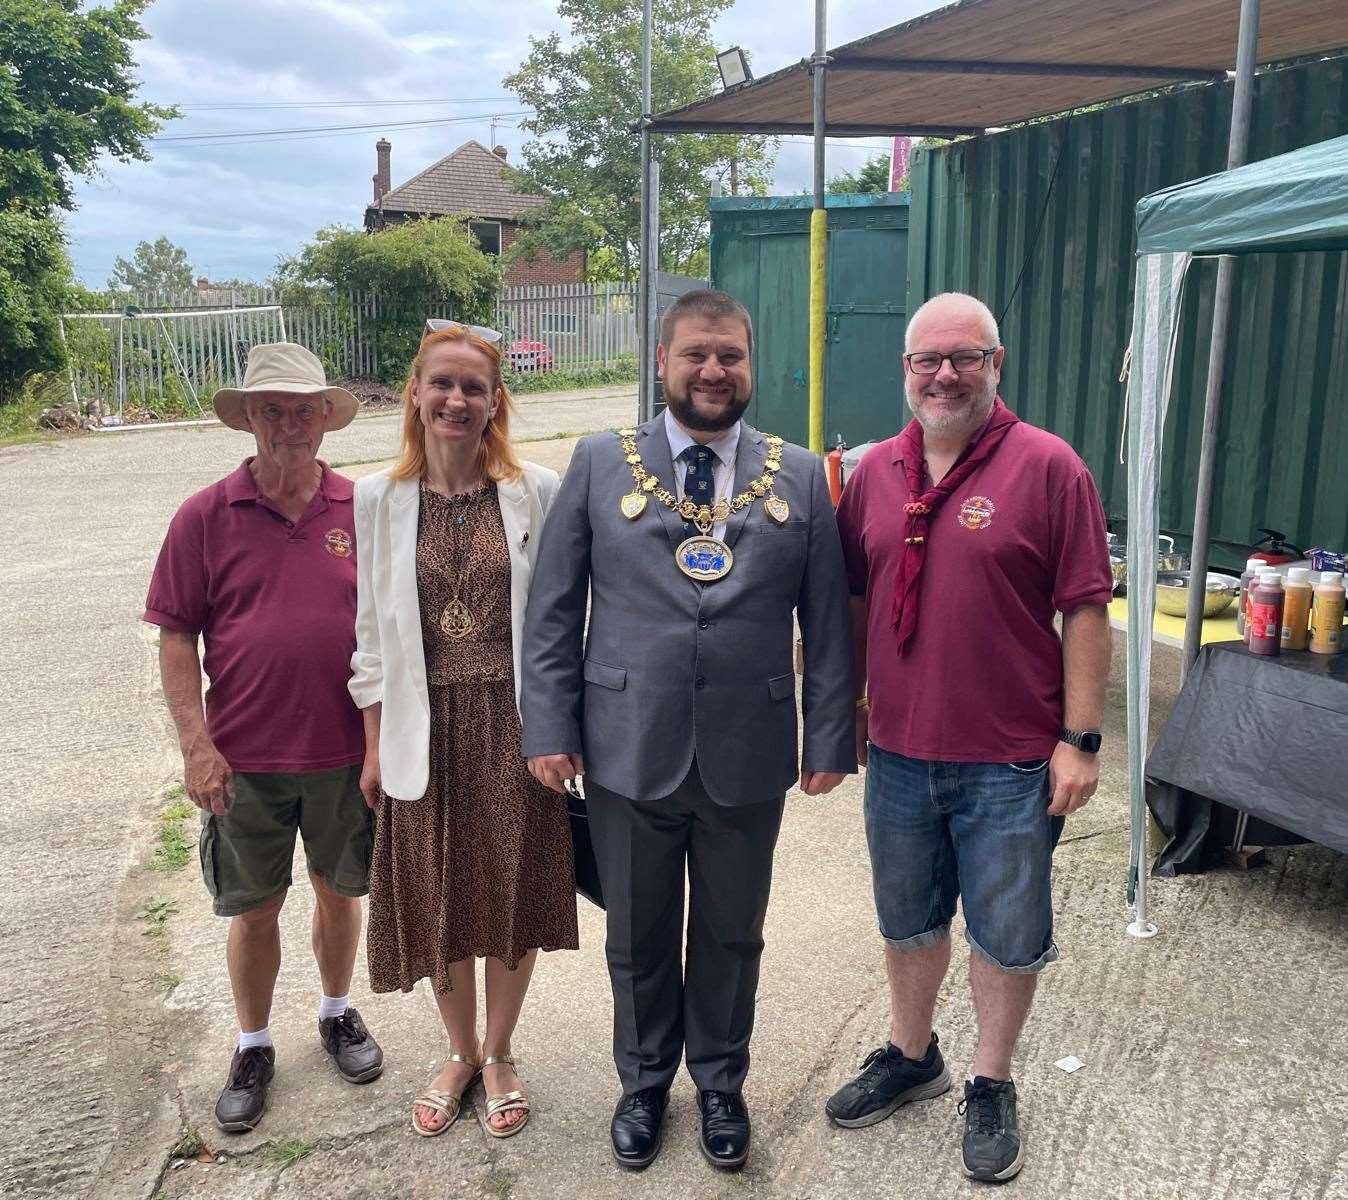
1060, 727, 1102, 754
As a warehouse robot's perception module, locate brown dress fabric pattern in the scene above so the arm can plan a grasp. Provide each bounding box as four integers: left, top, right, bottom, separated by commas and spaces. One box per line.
367, 482, 578, 994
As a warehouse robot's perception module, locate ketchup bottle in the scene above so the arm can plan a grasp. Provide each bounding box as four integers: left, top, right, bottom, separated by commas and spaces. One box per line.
1247, 570, 1284, 657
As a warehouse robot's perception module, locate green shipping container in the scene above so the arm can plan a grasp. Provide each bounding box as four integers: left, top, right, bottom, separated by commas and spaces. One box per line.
709, 193, 910, 449
909, 55, 1348, 567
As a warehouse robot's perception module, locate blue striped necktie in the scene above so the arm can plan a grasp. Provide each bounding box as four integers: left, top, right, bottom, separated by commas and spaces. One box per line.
681, 444, 718, 538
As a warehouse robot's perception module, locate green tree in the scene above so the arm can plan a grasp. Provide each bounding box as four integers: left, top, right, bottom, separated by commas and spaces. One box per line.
109, 236, 194, 292
278, 218, 499, 384
0, 0, 173, 404
504, 0, 775, 280
827, 155, 894, 195
1, 0, 175, 213
0, 210, 72, 403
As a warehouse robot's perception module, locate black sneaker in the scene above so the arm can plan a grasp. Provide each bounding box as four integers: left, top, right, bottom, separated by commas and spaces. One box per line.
959, 1076, 1024, 1182
824, 1033, 952, 1128
214, 1045, 275, 1132
319, 1007, 384, 1084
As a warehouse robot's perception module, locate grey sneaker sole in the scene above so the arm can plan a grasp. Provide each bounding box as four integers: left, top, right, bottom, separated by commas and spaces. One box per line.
962, 1136, 1026, 1182
215, 1107, 264, 1134
827, 1067, 953, 1128
332, 1058, 384, 1084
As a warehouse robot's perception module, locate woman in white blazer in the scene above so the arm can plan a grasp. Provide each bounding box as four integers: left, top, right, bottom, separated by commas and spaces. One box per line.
348, 320, 577, 1140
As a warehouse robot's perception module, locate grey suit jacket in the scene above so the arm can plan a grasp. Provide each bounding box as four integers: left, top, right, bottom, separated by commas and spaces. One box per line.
521, 416, 855, 806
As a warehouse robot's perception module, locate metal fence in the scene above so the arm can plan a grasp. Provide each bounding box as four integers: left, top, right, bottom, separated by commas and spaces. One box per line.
65, 283, 637, 412
495, 282, 637, 371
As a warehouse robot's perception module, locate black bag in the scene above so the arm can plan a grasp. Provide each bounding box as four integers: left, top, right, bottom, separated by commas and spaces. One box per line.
565, 780, 605, 910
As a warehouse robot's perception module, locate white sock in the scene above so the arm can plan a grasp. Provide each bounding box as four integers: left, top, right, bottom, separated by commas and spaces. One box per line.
238, 1026, 272, 1051
318, 993, 351, 1020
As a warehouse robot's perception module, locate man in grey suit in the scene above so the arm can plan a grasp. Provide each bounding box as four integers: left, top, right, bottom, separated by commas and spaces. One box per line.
522, 290, 854, 1171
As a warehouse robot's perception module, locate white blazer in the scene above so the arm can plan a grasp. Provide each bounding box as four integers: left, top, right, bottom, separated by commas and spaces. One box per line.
348, 462, 561, 801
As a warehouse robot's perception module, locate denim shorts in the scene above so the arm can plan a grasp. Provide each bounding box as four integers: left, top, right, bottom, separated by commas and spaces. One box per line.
863, 745, 1065, 973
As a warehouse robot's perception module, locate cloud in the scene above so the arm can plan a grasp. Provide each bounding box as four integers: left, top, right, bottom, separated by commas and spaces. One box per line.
67, 0, 939, 286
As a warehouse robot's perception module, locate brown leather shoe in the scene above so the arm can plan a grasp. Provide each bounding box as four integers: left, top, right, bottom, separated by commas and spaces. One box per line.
319, 1007, 384, 1083
214, 1046, 275, 1132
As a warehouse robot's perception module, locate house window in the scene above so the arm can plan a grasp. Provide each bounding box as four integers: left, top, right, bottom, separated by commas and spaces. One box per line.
469, 221, 502, 256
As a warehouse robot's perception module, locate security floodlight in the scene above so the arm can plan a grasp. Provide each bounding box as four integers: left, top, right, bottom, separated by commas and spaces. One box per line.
716, 47, 752, 90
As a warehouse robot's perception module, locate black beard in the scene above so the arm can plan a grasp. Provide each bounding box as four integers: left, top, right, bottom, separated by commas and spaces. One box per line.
663, 380, 752, 432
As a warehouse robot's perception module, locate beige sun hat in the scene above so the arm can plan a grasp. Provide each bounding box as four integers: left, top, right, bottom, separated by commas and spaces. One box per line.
211, 343, 359, 432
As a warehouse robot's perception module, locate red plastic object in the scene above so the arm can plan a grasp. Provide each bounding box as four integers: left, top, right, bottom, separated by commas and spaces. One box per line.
826, 445, 844, 507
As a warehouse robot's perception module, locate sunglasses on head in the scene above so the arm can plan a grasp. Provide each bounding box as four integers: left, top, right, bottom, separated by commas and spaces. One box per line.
423, 318, 503, 344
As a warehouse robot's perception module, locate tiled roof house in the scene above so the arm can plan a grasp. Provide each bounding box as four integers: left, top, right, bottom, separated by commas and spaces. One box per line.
364, 139, 585, 287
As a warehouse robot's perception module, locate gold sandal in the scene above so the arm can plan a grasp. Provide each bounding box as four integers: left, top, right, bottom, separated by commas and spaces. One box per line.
480, 1054, 531, 1139
411, 1051, 481, 1137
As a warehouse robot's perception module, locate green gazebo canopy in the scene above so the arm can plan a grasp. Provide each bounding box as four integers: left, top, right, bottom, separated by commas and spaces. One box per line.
1136, 132, 1348, 256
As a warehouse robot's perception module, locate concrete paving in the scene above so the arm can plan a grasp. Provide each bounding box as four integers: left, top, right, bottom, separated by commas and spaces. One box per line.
2, 389, 1346, 1200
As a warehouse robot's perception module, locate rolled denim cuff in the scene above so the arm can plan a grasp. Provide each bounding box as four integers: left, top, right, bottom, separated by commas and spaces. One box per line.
966, 928, 1060, 975
880, 921, 952, 953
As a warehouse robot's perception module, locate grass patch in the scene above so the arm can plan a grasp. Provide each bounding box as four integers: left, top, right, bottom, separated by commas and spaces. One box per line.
506, 361, 637, 394
150, 794, 195, 873
140, 895, 178, 953
156, 969, 183, 994
263, 1138, 316, 1168
169, 1127, 206, 1160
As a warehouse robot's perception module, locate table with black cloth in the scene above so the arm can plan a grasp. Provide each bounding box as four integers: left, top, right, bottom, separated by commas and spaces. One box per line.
1146, 641, 1348, 874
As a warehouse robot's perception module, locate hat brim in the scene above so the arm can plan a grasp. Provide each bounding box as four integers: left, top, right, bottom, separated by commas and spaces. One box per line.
211, 381, 360, 432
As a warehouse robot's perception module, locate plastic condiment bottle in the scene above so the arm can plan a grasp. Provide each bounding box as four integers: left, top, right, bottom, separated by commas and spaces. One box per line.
1309, 571, 1346, 655
1247, 570, 1284, 656
1280, 567, 1313, 651
1237, 557, 1263, 639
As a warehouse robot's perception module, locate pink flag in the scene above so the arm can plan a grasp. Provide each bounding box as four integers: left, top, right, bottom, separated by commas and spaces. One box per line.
890, 137, 912, 191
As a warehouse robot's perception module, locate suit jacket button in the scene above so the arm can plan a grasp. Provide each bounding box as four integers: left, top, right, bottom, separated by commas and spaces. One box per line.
698, 619, 710, 630
695, 676, 707, 688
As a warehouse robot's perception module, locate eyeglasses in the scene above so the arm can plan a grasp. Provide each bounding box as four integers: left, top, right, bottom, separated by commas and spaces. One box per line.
423, 318, 503, 344
903, 348, 998, 375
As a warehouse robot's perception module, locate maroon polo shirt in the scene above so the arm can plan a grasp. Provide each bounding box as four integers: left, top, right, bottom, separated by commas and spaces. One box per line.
143, 458, 364, 773
837, 417, 1113, 763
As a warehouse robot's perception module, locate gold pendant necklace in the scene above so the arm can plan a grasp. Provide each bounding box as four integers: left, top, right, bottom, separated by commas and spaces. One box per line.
435, 485, 483, 638
615, 428, 790, 580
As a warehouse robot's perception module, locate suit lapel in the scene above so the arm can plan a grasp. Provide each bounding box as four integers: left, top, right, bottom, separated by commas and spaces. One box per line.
724, 423, 765, 549
637, 417, 685, 557
389, 476, 427, 691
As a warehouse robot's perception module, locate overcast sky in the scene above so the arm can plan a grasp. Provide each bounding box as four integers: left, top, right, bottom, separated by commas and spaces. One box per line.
66, 0, 939, 287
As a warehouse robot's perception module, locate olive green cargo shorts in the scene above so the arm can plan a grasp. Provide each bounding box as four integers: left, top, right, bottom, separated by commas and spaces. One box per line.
198, 765, 373, 917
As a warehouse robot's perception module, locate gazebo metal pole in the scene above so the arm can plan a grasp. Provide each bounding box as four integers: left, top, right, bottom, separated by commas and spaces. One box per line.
1181, 0, 1262, 675
637, 0, 654, 422
808, 0, 828, 455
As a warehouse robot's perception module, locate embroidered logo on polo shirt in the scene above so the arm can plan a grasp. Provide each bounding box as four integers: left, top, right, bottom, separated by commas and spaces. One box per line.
324, 529, 353, 558
957, 495, 996, 531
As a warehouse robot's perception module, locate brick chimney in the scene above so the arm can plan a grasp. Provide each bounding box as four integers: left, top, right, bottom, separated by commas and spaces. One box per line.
493, 145, 508, 161
373, 138, 391, 203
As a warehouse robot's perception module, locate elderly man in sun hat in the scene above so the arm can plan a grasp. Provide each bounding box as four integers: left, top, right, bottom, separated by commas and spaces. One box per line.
144, 343, 384, 1133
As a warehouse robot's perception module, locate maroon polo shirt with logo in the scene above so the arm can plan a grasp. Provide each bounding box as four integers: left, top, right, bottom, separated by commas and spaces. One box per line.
837, 416, 1113, 763
143, 459, 364, 773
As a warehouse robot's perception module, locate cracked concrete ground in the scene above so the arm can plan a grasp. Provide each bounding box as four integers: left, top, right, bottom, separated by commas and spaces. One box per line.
3, 385, 1346, 1199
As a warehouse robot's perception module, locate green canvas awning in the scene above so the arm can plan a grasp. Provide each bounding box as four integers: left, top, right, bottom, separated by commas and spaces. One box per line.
1136, 132, 1348, 256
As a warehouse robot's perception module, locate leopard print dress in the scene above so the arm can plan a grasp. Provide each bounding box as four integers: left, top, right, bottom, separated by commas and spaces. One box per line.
367, 481, 578, 993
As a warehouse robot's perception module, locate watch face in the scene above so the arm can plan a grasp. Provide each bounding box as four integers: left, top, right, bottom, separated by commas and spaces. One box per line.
1080, 732, 1102, 753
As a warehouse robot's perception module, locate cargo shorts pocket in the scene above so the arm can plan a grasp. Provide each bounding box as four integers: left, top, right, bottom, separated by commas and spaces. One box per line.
199, 814, 221, 899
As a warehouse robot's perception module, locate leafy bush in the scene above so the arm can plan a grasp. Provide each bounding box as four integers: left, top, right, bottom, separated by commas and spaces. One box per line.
279, 219, 499, 386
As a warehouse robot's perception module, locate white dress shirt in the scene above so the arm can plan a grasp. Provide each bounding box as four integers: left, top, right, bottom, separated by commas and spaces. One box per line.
663, 408, 741, 540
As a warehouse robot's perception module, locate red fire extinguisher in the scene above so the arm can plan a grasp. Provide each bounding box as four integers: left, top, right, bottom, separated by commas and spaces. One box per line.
826, 436, 848, 507
1248, 528, 1302, 566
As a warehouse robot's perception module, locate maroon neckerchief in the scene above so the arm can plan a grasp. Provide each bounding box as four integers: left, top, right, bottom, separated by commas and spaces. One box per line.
890, 396, 1020, 652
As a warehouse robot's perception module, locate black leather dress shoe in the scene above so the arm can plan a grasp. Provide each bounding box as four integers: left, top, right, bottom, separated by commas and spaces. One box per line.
610, 1087, 668, 1169
699, 1090, 751, 1169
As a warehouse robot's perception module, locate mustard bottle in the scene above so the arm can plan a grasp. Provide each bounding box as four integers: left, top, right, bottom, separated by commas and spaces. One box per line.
1309, 571, 1346, 655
